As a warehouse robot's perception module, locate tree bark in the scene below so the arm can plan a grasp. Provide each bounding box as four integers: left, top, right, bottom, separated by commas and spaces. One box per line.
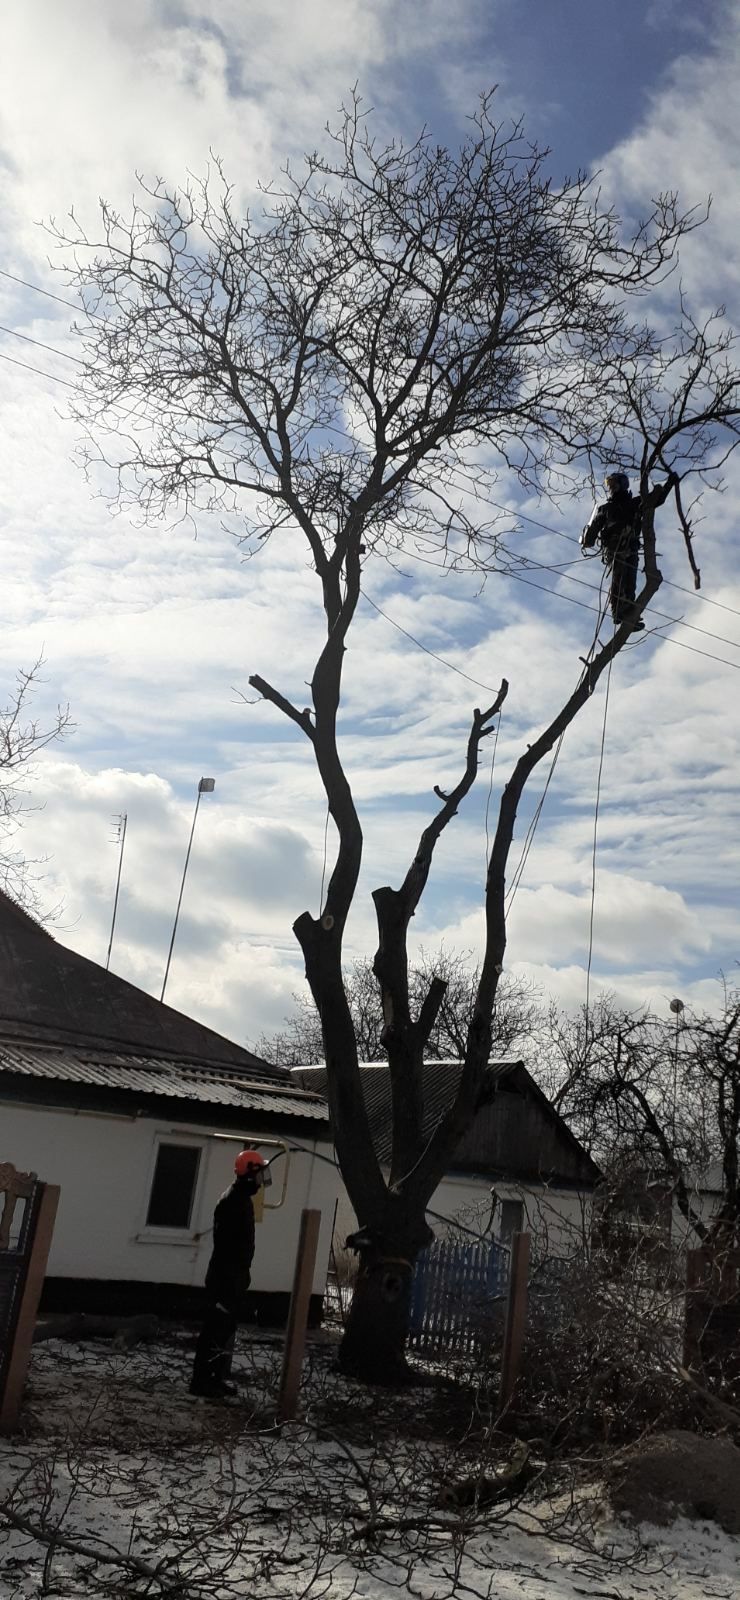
338, 1207, 433, 1382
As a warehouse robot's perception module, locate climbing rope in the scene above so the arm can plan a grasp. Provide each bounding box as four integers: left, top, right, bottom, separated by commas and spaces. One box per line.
505, 565, 610, 914
584, 645, 614, 1028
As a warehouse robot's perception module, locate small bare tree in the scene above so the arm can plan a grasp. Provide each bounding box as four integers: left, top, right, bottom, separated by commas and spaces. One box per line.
0, 659, 71, 911
57, 93, 739, 1379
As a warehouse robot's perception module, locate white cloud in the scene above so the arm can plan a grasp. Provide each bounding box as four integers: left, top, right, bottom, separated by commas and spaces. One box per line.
0, 1, 739, 1055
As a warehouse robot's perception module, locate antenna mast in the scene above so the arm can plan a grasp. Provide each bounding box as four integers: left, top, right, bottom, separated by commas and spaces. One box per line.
106, 813, 128, 970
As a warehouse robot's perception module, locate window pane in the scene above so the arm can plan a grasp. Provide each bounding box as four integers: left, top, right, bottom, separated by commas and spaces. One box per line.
146, 1144, 201, 1228
500, 1199, 524, 1244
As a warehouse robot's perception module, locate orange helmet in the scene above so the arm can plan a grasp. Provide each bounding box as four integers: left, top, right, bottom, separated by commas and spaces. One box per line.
234, 1149, 271, 1185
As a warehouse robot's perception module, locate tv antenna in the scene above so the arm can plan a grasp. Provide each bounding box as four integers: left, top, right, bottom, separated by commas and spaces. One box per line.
106, 813, 128, 970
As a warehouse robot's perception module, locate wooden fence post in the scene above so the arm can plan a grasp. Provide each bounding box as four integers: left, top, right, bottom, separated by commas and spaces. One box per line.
498, 1231, 530, 1415
0, 1182, 60, 1434
277, 1208, 321, 1423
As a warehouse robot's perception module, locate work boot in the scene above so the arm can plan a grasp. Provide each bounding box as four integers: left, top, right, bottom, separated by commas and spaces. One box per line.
630, 618, 645, 632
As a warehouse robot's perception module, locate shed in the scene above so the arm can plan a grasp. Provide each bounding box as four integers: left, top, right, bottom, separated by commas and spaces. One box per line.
294, 1060, 600, 1253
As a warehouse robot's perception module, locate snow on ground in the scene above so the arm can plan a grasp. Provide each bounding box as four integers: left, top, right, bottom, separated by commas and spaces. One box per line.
0, 1333, 738, 1598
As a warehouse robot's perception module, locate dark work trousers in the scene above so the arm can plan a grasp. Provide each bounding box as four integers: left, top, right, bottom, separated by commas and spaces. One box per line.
606, 540, 639, 625
191, 1296, 237, 1393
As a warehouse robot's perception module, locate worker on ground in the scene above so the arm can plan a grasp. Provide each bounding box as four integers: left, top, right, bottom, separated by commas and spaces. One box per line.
190, 1148, 270, 1400
580, 469, 677, 631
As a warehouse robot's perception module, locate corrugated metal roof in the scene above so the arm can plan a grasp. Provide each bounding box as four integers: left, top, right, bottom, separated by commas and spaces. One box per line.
293, 1060, 600, 1182
0, 887, 283, 1076
0, 1042, 329, 1123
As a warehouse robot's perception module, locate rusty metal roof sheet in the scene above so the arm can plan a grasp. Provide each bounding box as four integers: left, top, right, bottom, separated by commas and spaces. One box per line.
0, 1042, 329, 1123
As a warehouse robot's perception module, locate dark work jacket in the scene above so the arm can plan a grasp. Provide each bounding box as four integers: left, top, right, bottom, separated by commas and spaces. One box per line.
582, 478, 673, 557
204, 1176, 256, 1306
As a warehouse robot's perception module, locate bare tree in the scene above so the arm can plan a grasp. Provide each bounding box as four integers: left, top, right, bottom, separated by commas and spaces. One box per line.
0, 658, 71, 911
259, 951, 540, 1068
545, 985, 740, 1248
57, 93, 739, 1379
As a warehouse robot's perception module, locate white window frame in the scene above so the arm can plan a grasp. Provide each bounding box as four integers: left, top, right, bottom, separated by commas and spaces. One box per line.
135, 1131, 208, 1246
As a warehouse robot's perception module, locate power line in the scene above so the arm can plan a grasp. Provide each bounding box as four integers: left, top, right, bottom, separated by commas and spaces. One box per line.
504, 574, 610, 913
0, 266, 99, 319
585, 650, 613, 1024
451, 470, 740, 624
4, 330, 739, 673
0, 348, 76, 389
5, 261, 740, 649
498, 540, 740, 654
360, 587, 501, 694
0, 320, 84, 365
490, 563, 740, 674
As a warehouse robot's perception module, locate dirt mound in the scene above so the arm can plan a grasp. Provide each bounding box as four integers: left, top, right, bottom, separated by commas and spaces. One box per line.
607, 1429, 740, 1533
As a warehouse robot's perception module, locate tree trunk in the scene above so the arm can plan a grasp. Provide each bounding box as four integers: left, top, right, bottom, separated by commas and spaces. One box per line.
339, 1254, 416, 1383
338, 1209, 433, 1383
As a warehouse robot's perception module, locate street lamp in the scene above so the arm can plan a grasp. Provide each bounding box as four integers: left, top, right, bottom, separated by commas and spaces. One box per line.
669, 997, 685, 1144
160, 777, 215, 1004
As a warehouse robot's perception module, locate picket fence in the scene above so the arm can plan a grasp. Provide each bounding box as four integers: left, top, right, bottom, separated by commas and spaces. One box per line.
408, 1233, 510, 1357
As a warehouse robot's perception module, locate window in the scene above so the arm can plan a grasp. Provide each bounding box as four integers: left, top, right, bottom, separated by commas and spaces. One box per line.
499, 1199, 524, 1245
146, 1143, 201, 1229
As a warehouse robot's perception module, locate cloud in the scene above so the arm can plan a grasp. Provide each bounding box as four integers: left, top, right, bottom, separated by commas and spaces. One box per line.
0, 1, 739, 1055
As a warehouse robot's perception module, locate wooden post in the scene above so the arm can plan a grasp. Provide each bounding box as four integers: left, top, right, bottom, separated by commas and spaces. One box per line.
498, 1231, 530, 1415
0, 1183, 60, 1434
277, 1208, 321, 1423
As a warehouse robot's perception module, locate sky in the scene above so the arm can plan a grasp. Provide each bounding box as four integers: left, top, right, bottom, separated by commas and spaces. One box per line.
0, 0, 739, 1050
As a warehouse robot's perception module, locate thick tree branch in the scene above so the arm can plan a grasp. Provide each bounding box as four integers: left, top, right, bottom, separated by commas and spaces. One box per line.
248, 674, 315, 741
406, 570, 662, 1205
372, 679, 508, 1182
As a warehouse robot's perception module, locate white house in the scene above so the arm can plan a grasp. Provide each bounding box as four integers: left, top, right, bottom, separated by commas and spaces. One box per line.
0, 891, 340, 1324
294, 1060, 600, 1258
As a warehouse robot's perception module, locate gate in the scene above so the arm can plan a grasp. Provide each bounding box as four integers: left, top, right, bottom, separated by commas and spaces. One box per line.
409, 1233, 510, 1358
0, 1163, 60, 1432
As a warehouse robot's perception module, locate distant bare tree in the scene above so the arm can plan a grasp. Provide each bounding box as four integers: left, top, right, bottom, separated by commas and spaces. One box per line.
545, 984, 740, 1245
259, 951, 540, 1068
0, 658, 71, 910
58, 92, 739, 1379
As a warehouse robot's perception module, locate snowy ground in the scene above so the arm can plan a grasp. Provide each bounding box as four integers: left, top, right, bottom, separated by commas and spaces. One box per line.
0, 1332, 738, 1598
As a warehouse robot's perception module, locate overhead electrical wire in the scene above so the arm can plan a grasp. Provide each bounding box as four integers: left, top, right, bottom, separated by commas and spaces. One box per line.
4, 268, 740, 665
6, 266, 737, 998
360, 588, 501, 694
447, 466, 740, 622
397, 543, 740, 674
0, 266, 102, 319
5, 326, 740, 676
0, 348, 77, 389
0, 320, 84, 365
504, 569, 611, 915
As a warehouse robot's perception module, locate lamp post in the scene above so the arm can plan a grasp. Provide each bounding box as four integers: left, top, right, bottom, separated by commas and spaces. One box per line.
669, 996, 685, 1145
160, 777, 215, 1004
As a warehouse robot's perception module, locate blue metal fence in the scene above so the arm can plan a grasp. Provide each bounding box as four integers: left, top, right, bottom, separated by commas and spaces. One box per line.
408, 1234, 510, 1357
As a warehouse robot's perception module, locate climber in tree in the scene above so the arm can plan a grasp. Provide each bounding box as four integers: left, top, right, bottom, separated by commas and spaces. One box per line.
581, 470, 677, 631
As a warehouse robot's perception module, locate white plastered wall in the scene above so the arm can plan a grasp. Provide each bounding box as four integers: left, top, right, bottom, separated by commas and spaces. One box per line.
326, 1159, 591, 1258
1, 1102, 340, 1296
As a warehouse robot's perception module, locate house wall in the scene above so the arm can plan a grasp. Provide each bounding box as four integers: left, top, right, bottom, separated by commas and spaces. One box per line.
1, 1102, 340, 1299
329, 1163, 591, 1260
671, 1189, 724, 1250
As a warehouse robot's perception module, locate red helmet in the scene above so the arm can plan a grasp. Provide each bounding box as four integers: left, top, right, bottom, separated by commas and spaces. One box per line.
234, 1149, 271, 1184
